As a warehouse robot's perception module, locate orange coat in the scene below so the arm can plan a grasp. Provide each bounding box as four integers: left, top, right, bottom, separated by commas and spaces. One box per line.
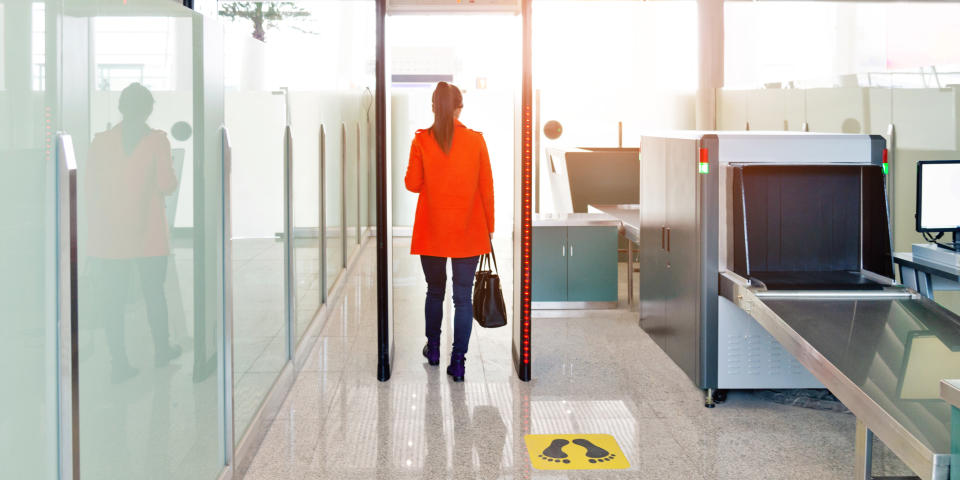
85, 125, 177, 259
405, 121, 494, 258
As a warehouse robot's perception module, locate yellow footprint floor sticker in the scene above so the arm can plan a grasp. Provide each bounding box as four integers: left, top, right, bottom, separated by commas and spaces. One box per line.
525, 434, 630, 470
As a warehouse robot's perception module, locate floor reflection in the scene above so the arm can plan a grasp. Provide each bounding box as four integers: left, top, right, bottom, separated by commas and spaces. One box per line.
245, 243, 914, 480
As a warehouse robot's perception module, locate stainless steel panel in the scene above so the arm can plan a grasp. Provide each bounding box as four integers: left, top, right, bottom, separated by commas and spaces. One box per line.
717, 296, 822, 389
720, 272, 957, 480
699, 136, 720, 389
639, 138, 666, 335
665, 138, 700, 383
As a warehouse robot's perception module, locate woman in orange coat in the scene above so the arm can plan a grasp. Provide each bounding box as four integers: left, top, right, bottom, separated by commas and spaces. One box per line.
405, 82, 494, 382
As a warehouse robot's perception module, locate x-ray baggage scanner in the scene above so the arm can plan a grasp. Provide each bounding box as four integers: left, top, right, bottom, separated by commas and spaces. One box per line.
638, 132, 960, 479
638, 132, 893, 395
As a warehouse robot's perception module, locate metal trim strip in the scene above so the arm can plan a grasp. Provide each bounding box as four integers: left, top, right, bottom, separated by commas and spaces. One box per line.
220, 126, 238, 472
753, 290, 917, 300
284, 125, 296, 360
221, 126, 236, 471
320, 125, 327, 304
57, 133, 80, 480
531, 301, 618, 310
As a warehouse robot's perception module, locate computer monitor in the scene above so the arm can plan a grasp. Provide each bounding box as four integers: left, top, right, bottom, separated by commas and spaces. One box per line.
915, 160, 960, 233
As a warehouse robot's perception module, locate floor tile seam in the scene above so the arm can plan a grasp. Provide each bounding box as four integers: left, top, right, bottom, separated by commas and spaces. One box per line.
282, 375, 344, 416
274, 243, 371, 427
231, 250, 268, 271
235, 334, 287, 377
294, 289, 322, 304
247, 240, 283, 260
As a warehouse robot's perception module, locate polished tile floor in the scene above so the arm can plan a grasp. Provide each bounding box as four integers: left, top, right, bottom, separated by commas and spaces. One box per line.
244, 241, 913, 479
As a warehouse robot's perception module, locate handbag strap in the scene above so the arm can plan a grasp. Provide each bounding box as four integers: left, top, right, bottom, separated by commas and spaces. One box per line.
479, 202, 498, 274
487, 239, 499, 274
475, 240, 499, 274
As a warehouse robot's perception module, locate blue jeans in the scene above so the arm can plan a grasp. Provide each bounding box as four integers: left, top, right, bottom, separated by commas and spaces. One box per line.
420, 255, 480, 357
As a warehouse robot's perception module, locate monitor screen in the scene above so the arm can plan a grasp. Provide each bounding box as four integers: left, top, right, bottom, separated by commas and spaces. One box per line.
917, 160, 960, 232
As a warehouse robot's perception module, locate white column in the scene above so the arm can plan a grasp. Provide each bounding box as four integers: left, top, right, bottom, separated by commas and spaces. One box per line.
696, 0, 723, 131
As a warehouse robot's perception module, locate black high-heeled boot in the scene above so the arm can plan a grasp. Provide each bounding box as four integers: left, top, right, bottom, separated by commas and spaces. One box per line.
446, 352, 465, 382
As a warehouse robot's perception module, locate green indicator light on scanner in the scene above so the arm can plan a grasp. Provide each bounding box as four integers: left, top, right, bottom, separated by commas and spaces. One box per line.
882, 163, 889, 175
698, 163, 709, 174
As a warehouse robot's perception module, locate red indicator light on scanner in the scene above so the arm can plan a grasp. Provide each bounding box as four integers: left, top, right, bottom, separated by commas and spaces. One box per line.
698, 147, 709, 174
882, 148, 889, 175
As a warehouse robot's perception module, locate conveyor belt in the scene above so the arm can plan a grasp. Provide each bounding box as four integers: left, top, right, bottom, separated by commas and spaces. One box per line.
720, 272, 957, 480
749, 270, 887, 291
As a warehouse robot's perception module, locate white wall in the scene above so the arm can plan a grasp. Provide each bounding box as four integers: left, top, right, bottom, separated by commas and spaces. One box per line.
226, 91, 286, 238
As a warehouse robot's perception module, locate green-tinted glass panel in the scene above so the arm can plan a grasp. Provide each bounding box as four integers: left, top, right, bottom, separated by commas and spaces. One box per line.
325, 120, 343, 290
224, 31, 288, 444
345, 121, 359, 261
0, 1, 59, 478
290, 92, 322, 343
71, 2, 225, 478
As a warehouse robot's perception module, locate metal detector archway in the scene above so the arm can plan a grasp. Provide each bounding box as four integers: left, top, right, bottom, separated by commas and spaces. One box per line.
374, 0, 533, 381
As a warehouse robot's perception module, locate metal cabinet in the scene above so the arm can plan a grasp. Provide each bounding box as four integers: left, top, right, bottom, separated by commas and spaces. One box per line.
639, 137, 716, 387
532, 227, 567, 302
639, 138, 667, 345
567, 226, 618, 303
532, 225, 618, 308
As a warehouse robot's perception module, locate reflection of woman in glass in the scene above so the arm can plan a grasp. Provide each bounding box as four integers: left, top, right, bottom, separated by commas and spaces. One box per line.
405, 82, 495, 382
86, 82, 181, 383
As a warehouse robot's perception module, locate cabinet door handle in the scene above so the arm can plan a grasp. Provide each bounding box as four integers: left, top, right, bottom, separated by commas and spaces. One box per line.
661, 226, 665, 250
569, 243, 574, 257
562, 243, 566, 257
666, 227, 671, 252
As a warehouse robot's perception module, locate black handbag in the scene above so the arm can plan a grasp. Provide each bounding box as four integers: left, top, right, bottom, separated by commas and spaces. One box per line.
473, 242, 508, 328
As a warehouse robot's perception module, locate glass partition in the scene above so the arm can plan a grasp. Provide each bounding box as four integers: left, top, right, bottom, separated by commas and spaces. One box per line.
224, 30, 288, 443
290, 91, 323, 344
0, 1, 60, 477
345, 121, 359, 261
327, 120, 344, 287
219, 0, 375, 342
70, 2, 226, 477
360, 93, 374, 236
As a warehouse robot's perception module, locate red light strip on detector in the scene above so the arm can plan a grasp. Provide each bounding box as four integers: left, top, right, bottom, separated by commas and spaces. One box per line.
521, 105, 532, 367
519, 0, 532, 378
